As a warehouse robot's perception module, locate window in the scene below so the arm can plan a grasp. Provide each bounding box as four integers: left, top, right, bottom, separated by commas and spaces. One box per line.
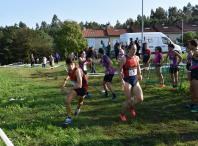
114, 30, 119, 31
90, 31, 95, 33
163, 27, 168, 28
161, 37, 170, 45
145, 28, 150, 29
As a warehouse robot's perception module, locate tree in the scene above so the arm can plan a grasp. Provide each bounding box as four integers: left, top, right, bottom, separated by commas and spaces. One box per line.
51, 14, 61, 28
177, 31, 198, 47
54, 20, 88, 57
19, 21, 27, 29
36, 23, 39, 30
115, 20, 122, 28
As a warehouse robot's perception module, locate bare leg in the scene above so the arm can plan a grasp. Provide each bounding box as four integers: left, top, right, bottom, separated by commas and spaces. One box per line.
66, 90, 77, 117
121, 82, 132, 113
143, 63, 146, 78
174, 71, 178, 86
106, 82, 114, 93
187, 72, 191, 82
131, 82, 143, 107
171, 73, 175, 86
103, 81, 108, 91
158, 67, 164, 84
78, 95, 86, 108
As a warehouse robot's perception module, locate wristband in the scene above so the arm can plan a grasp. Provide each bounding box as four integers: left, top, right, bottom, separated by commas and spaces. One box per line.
64, 79, 67, 81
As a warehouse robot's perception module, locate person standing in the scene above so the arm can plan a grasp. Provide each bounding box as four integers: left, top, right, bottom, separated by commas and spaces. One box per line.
187, 39, 198, 112
135, 37, 140, 57
166, 44, 183, 90
36, 58, 39, 64
102, 43, 107, 55
51, 55, 54, 69
54, 53, 60, 64
30, 54, 35, 68
142, 43, 151, 79
114, 40, 119, 60
142, 36, 148, 58
106, 41, 111, 58
91, 48, 117, 101
86, 47, 98, 73
60, 56, 88, 124
118, 43, 143, 122
42, 56, 47, 68
121, 42, 125, 50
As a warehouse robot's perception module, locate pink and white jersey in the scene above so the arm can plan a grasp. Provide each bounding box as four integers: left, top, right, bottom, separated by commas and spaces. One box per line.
118, 50, 124, 63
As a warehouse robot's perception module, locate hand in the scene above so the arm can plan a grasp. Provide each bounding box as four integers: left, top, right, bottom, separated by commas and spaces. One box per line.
138, 75, 142, 81
60, 87, 67, 93
105, 70, 109, 75
121, 80, 125, 89
166, 63, 168, 65
62, 83, 65, 87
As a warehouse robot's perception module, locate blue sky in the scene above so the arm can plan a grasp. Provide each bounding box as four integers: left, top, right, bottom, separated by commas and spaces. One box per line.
1, 0, 197, 29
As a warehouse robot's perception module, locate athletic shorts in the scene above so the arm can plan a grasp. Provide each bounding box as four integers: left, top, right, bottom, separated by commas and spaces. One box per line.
74, 88, 87, 96
155, 64, 162, 68
191, 68, 198, 81
186, 64, 191, 72
103, 74, 114, 83
143, 56, 150, 63
83, 70, 87, 75
169, 67, 179, 73
124, 76, 138, 88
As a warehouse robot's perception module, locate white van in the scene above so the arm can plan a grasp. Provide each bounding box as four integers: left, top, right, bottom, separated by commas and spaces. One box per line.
120, 32, 182, 54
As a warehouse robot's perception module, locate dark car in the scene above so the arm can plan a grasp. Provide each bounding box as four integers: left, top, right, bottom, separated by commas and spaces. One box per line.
110, 50, 115, 58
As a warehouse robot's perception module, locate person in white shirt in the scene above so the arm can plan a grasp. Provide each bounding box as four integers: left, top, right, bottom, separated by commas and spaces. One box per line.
42, 56, 47, 68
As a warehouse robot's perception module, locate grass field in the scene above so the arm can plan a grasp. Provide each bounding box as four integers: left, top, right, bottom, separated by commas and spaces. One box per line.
1, 55, 198, 146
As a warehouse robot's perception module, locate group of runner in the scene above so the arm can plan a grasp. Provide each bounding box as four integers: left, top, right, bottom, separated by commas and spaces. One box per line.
60, 39, 198, 124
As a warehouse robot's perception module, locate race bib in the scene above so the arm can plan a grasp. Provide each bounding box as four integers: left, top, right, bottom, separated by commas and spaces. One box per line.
83, 64, 87, 71
169, 59, 173, 64
71, 80, 77, 86
129, 67, 137, 76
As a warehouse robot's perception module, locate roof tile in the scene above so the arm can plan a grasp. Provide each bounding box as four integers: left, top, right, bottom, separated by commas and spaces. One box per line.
82, 29, 108, 37
107, 28, 132, 36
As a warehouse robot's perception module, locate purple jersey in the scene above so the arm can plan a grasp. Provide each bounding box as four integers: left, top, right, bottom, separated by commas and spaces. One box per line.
169, 51, 178, 68
78, 58, 87, 71
100, 55, 114, 74
154, 53, 162, 64
187, 53, 192, 63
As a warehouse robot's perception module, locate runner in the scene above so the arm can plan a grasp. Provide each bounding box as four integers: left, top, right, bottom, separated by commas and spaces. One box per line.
79, 50, 91, 97
118, 43, 143, 121
60, 56, 88, 124
188, 39, 198, 112
182, 46, 193, 94
142, 43, 151, 79
118, 43, 125, 90
166, 44, 183, 90
153, 46, 165, 87
91, 48, 117, 101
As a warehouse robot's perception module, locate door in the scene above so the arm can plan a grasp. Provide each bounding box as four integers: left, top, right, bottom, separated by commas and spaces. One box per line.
161, 37, 170, 52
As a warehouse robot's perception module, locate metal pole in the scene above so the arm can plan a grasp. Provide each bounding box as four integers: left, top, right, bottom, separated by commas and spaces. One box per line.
182, 19, 183, 47
141, 0, 144, 58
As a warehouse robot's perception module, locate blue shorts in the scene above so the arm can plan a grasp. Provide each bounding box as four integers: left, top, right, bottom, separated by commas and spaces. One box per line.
124, 76, 138, 88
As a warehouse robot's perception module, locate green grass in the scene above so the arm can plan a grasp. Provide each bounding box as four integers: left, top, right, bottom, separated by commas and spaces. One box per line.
0, 57, 198, 146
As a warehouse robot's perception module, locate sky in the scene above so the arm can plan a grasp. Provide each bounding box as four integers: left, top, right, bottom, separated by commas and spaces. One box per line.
0, 0, 197, 29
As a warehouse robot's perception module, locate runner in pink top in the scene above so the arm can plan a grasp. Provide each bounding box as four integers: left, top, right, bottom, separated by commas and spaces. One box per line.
154, 46, 164, 87
166, 44, 183, 90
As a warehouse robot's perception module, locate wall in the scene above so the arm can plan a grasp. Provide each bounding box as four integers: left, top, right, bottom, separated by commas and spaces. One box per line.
109, 36, 120, 47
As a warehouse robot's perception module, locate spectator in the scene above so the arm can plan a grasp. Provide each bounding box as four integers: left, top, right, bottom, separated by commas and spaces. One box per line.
86, 47, 98, 73
50, 55, 54, 69
142, 36, 148, 57
114, 40, 119, 60
42, 56, 47, 68
36, 58, 39, 64
54, 53, 60, 64
106, 41, 111, 58
125, 42, 129, 49
130, 38, 133, 45
102, 43, 107, 54
135, 37, 141, 57
30, 54, 35, 68
121, 42, 125, 50
49, 56, 51, 66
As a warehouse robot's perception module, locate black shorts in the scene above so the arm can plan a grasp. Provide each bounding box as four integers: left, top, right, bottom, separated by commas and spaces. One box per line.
143, 57, 150, 63
103, 74, 114, 83
191, 68, 198, 81
83, 70, 87, 75
186, 63, 191, 72
169, 68, 179, 73
124, 76, 138, 88
74, 88, 86, 96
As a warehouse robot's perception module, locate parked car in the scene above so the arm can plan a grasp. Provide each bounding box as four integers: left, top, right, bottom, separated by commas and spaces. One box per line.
110, 50, 115, 58
181, 46, 187, 54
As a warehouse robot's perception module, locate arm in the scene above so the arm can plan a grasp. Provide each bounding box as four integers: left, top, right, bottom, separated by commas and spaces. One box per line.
148, 50, 152, 62
166, 52, 169, 65
136, 56, 142, 81
175, 51, 183, 65
62, 75, 70, 87
160, 56, 164, 64
105, 60, 113, 75
78, 57, 87, 64
92, 59, 101, 65
118, 57, 126, 89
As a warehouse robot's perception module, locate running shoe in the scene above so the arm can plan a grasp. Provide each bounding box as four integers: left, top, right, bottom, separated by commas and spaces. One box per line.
75, 108, 80, 115
101, 94, 109, 98
120, 114, 127, 122
112, 96, 117, 101
191, 107, 198, 113
186, 104, 196, 109
158, 84, 162, 87
86, 94, 91, 98
63, 118, 71, 124
121, 88, 124, 91
161, 85, 165, 88
129, 105, 136, 117
131, 97, 134, 101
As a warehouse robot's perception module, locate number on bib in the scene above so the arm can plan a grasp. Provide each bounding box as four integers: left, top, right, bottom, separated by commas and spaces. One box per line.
169, 59, 173, 64
71, 80, 77, 86
129, 67, 137, 76
83, 64, 87, 71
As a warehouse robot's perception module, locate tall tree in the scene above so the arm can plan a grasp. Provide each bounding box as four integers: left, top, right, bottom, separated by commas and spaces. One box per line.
19, 21, 27, 29
51, 14, 61, 28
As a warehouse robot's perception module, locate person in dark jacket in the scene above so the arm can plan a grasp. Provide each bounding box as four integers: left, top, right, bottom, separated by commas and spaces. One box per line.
86, 47, 98, 73
54, 53, 60, 64
114, 40, 119, 60
30, 54, 35, 68
135, 37, 141, 58
106, 41, 111, 58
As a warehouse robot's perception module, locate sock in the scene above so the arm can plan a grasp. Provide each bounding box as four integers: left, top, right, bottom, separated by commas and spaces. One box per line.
191, 104, 194, 106
129, 105, 134, 110
68, 117, 71, 119
121, 113, 125, 116
112, 93, 116, 97
105, 91, 108, 96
